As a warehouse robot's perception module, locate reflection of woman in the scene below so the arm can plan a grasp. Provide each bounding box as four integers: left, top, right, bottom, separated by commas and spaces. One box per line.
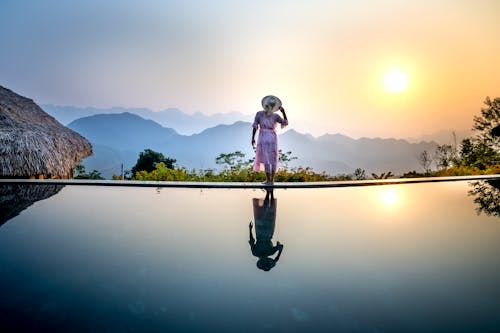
249, 189, 284, 271
251, 95, 288, 185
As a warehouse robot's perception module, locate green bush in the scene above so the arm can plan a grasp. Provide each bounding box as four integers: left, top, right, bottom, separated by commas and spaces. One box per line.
132, 162, 337, 182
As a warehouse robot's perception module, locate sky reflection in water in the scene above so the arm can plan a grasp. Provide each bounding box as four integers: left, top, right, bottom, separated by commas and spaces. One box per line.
0, 181, 499, 332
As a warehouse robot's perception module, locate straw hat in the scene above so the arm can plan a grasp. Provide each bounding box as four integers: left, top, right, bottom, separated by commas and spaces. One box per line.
261, 95, 282, 113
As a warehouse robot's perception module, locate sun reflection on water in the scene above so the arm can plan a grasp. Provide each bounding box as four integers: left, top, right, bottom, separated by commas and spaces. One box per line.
381, 188, 399, 206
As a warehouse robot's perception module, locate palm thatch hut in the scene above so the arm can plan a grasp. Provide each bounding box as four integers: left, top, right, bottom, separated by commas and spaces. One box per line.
0, 86, 92, 178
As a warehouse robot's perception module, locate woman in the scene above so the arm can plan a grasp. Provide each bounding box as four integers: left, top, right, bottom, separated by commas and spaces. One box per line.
251, 95, 288, 184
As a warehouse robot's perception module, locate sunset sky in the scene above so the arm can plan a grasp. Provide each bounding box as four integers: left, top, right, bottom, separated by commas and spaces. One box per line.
1, 0, 499, 138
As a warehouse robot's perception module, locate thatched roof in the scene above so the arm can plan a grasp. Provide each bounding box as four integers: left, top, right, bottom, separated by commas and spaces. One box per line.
0, 184, 64, 226
0, 86, 92, 178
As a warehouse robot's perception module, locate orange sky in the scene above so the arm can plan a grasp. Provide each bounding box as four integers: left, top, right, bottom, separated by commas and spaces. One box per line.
1, 0, 499, 138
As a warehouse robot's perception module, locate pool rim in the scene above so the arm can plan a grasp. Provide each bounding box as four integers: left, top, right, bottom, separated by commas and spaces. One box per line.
1, 174, 499, 189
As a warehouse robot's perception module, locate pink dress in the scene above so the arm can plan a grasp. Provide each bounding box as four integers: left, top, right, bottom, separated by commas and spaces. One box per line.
252, 111, 288, 172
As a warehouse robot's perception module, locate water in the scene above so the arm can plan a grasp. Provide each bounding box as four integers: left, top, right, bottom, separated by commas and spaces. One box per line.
1, 181, 500, 332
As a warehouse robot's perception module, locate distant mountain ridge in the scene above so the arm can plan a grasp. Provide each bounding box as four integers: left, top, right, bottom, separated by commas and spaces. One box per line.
407, 129, 472, 145
68, 112, 177, 151
44, 104, 469, 144
42, 104, 253, 135
68, 112, 438, 179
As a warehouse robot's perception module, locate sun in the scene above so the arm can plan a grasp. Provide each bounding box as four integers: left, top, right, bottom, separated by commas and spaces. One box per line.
384, 69, 409, 93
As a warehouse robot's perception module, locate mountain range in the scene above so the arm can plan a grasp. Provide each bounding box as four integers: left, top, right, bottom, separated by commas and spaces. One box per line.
42, 104, 253, 135
67, 112, 438, 179
42, 104, 469, 144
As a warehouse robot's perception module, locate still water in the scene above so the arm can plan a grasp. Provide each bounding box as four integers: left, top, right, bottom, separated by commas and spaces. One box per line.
1, 180, 500, 332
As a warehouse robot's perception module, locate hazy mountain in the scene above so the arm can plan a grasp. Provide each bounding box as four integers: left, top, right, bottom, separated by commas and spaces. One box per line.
68, 112, 178, 151
80, 144, 138, 177
43, 104, 468, 145
279, 130, 438, 176
42, 104, 253, 135
162, 121, 255, 169
69, 113, 438, 179
407, 129, 472, 145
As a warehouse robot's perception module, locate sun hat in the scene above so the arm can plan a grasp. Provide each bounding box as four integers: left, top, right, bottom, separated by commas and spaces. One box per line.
261, 95, 282, 113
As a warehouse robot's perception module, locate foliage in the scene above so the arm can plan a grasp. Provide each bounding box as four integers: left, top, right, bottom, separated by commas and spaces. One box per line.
401, 165, 500, 178
371, 171, 393, 179
74, 164, 104, 180
132, 148, 390, 182
132, 150, 341, 182
401, 170, 425, 178
418, 150, 433, 173
74, 164, 85, 177
133, 161, 340, 182
131, 149, 176, 176
433, 164, 500, 177
453, 97, 500, 168
215, 151, 250, 171
418, 97, 500, 173
473, 96, 500, 143
434, 144, 457, 169
275, 167, 337, 182
278, 150, 298, 170
111, 170, 132, 180
455, 138, 499, 169
353, 168, 367, 180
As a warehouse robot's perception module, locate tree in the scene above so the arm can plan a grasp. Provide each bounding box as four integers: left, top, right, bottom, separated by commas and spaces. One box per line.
74, 164, 85, 177
353, 168, 366, 180
112, 169, 132, 180
457, 138, 498, 169
131, 149, 176, 176
371, 171, 393, 179
278, 150, 298, 171
87, 170, 105, 180
418, 150, 433, 173
74, 164, 104, 180
456, 97, 500, 168
434, 144, 456, 170
473, 97, 500, 143
215, 151, 248, 171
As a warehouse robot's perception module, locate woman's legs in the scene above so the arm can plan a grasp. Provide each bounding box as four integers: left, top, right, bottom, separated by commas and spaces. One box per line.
265, 173, 272, 184
264, 164, 273, 184
263, 164, 276, 184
